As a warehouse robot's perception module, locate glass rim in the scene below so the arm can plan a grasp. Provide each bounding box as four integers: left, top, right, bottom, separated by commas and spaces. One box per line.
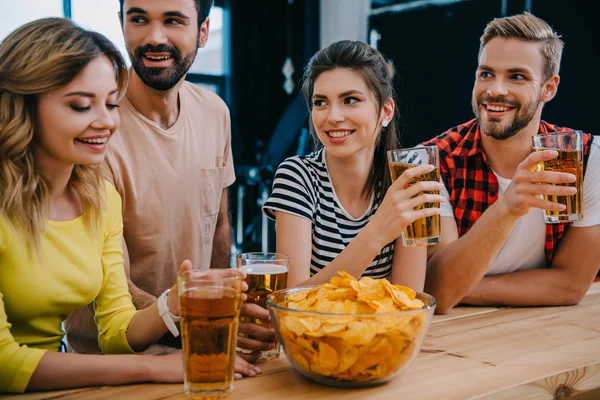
532, 130, 583, 139
266, 285, 437, 317
177, 269, 243, 283
387, 145, 438, 155
236, 252, 290, 262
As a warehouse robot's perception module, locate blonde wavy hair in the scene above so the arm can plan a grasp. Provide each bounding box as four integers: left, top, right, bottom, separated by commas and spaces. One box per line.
0, 18, 128, 250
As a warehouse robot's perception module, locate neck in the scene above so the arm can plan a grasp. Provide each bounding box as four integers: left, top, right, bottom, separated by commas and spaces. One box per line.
127, 69, 184, 130
35, 154, 75, 202
325, 146, 374, 203
480, 116, 542, 179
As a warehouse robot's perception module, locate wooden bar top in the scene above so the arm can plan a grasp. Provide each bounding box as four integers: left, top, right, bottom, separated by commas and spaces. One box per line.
4, 282, 600, 400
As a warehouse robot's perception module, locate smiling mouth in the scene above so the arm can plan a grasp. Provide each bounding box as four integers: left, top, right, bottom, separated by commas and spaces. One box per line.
326, 130, 354, 138
143, 54, 173, 62
75, 137, 108, 145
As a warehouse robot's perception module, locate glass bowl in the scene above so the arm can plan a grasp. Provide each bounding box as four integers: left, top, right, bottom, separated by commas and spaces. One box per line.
266, 286, 436, 388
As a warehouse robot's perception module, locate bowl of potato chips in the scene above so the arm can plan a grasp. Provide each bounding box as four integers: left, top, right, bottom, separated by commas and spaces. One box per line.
266, 271, 436, 388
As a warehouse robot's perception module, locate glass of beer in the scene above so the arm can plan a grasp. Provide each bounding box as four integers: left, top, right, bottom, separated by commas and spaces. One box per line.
387, 145, 441, 247
178, 269, 243, 400
236, 252, 289, 361
532, 130, 583, 223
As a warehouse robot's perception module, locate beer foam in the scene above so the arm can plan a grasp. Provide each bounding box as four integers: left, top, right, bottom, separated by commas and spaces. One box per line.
241, 263, 288, 275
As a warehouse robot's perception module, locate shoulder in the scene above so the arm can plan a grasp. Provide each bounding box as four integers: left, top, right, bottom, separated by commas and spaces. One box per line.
277, 151, 324, 177
181, 82, 229, 116
422, 119, 477, 157
102, 180, 123, 227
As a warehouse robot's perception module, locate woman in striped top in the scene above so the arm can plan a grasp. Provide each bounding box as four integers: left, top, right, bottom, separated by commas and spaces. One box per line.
263, 41, 452, 289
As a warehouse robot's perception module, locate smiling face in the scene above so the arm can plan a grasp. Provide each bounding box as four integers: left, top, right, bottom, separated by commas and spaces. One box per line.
122, 0, 209, 91
34, 55, 120, 170
311, 68, 393, 160
472, 37, 558, 140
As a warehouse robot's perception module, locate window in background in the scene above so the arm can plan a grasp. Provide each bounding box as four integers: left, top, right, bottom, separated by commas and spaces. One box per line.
190, 6, 227, 75
71, 0, 129, 66
0, 0, 63, 41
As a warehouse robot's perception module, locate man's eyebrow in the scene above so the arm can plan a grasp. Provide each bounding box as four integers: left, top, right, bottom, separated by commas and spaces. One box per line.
126, 7, 146, 16
164, 11, 190, 20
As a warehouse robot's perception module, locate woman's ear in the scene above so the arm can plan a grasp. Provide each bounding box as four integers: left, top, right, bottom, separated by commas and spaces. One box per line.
381, 98, 395, 126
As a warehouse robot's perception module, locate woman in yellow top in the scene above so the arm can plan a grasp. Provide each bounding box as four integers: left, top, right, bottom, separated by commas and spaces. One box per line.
0, 18, 248, 393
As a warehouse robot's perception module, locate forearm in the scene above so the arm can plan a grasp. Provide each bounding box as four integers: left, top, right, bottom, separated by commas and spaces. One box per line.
27, 352, 158, 392
299, 223, 385, 286
210, 217, 232, 269
125, 304, 168, 352
426, 201, 519, 313
462, 268, 585, 307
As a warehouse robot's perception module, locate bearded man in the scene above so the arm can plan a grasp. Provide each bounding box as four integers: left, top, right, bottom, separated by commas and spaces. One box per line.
65, 0, 275, 377
423, 12, 600, 314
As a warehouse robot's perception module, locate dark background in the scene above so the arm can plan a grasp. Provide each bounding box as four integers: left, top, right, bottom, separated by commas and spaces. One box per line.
224, 0, 599, 252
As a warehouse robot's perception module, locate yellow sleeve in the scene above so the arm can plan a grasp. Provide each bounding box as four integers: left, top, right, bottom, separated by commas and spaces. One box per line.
94, 182, 138, 354
0, 289, 47, 393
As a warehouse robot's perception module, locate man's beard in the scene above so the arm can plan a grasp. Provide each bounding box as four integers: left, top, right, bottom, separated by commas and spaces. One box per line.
472, 93, 541, 140
129, 43, 197, 91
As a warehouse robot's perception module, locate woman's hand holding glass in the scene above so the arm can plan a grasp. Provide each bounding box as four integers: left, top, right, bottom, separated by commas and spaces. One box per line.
367, 165, 444, 247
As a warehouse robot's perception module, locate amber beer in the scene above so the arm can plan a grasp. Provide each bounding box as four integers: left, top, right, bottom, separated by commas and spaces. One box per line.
532, 130, 584, 224
535, 148, 583, 223
179, 274, 242, 400
389, 162, 441, 246
240, 263, 288, 360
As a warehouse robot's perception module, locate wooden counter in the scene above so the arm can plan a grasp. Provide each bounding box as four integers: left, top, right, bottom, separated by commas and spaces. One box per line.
4, 282, 600, 400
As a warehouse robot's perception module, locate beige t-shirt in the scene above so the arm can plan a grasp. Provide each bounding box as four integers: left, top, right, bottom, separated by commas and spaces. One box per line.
105, 82, 235, 297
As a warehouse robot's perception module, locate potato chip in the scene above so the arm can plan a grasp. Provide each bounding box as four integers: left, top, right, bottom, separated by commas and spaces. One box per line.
276, 270, 428, 384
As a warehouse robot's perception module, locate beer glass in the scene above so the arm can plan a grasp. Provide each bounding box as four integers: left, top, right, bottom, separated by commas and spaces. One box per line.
532, 130, 583, 223
178, 269, 243, 400
236, 252, 289, 361
387, 145, 441, 246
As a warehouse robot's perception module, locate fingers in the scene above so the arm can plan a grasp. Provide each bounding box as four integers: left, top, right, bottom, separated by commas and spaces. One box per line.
241, 303, 271, 322
404, 193, 446, 211
237, 335, 276, 351
235, 354, 262, 377
522, 149, 559, 168
518, 169, 576, 185
237, 350, 263, 363
392, 164, 436, 188
517, 181, 577, 197
238, 320, 277, 342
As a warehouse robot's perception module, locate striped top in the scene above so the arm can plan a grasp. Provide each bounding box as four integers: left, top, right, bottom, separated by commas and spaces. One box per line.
263, 148, 394, 280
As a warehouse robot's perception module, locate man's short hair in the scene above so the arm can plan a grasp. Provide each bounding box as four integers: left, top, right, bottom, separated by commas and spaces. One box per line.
479, 12, 564, 82
119, 0, 214, 28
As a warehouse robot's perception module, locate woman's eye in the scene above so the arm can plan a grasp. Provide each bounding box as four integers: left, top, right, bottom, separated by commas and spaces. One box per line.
71, 105, 91, 112
345, 97, 359, 104
313, 100, 326, 107
107, 104, 120, 110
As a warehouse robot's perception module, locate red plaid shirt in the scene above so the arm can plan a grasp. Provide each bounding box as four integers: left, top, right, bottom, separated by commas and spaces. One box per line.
423, 119, 594, 262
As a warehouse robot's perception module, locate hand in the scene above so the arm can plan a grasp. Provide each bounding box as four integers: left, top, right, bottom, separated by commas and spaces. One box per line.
368, 164, 445, 246
167, 260, 248, 316
237, 303, 278, 360
146, 351, 184, 383
498, 150, 577, 219
234, 354, 262, 379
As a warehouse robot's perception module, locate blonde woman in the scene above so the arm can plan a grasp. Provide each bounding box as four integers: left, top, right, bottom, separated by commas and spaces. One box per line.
0, 18, 249, 393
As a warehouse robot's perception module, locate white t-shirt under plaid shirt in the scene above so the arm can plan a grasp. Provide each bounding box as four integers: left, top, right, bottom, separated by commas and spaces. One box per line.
262, 148, 394, 280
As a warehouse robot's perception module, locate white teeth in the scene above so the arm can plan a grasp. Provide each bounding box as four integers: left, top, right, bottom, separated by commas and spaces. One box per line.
487, 105, 510, 112
77, 137, 107, 144
146, 55, 170, 61
328, 130, 353, 138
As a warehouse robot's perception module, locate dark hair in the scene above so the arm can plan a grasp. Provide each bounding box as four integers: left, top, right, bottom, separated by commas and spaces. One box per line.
119, 0, 214, 29
301, 40, 400, 199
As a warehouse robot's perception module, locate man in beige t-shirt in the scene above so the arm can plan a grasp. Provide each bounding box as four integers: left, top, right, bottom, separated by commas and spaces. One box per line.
65, 0, 275, 376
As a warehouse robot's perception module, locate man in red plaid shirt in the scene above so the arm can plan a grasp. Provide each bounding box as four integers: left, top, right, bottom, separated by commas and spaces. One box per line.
424, 13, 600, 314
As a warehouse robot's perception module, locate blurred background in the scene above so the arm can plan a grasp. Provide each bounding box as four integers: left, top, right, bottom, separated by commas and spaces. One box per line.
2, 0, 598, 253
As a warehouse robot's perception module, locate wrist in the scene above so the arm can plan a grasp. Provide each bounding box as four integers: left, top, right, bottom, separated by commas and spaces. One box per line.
360, 222, 389, 252
158, 289, 180, 337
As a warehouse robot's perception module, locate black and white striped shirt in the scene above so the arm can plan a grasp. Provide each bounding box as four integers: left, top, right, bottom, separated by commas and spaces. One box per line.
263, 148, 394, 280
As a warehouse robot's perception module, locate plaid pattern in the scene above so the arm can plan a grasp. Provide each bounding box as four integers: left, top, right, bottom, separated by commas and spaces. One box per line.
423, 119, 594, 262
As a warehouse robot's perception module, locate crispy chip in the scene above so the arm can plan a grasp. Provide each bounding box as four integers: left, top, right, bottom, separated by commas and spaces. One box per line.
278, 271, 427, 383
